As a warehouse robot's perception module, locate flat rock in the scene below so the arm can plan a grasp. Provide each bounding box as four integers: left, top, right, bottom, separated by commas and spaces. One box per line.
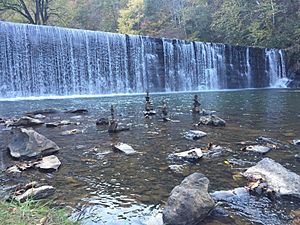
65, 109, 88, 114
8, 128, 60, 159
8, 116, 44, 127
173, 148, 203, 161
46, 120, 79, 128
243, 158, 300, 198
26, 108, 61, 115
30, 114, 46, 119
14, 185, 55, 203
163, 173, 215, 225
198, 115, 226, 127
184, 130, 207, 140
6, 165, 21, 174
45, 122, 60, 128
113, 143, 136, 155
35, 155, 61, 171
244, 145, 271, 154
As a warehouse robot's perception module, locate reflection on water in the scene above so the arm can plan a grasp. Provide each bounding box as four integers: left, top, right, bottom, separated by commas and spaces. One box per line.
0, 89, 300, 224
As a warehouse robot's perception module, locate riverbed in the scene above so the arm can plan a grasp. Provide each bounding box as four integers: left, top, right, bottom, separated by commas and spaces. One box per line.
0, 89, 300, 224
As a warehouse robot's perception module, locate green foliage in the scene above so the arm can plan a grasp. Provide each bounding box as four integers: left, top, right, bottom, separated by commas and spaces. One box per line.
0, 200, 78, 225
118, 0, 145, 35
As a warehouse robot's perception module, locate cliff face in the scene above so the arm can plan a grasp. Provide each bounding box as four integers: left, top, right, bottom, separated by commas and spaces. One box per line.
287, 46, 300, 88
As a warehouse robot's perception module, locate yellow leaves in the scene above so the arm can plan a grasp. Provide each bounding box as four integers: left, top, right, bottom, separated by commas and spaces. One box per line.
118, 0, 145, 35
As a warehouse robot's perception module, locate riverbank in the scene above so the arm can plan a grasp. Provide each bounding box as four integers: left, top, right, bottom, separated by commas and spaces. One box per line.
0, 200, 77, 225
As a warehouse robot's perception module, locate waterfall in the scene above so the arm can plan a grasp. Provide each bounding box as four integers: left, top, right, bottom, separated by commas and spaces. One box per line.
266, 49, 288, 88
0, 22, 288, 98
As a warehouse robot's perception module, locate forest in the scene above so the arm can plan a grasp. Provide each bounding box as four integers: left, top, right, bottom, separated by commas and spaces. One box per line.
0, 0, 299, 55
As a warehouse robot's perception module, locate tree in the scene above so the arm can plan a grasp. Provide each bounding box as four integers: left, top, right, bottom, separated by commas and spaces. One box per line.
0, 0, 72, 25
118, 0, 145, 35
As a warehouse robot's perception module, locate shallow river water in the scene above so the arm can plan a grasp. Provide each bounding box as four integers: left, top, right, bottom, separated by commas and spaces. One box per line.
0, 89, 300, 225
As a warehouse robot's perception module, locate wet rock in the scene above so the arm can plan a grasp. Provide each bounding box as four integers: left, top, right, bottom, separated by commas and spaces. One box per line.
45, 122, 60, 128
113, 143, 136, 155
26, 108, 61, 115
198, 115, 226, 127
243, 145, 271, 154
243, 158, 300, 198
184, 130, 207, 140
173, 148, 203, 161
46, 120, 79, 128
0, 118, 6, 124
168, 165, 184, 173
35, 155, 61, 171
293, 140, 300, 146
211, 187, 250, 204
29, 114, 46, 119
8, 116, 44, 127
6, 165, 22, 174
295, 154, 300, 160
14, 185, 55, 203
256, 136, 278, 145
61, 129, 82, 135
65, 109, 88, 114
8, 128, 60, 159
96, 118, 109, 126
163, 173, 215, 225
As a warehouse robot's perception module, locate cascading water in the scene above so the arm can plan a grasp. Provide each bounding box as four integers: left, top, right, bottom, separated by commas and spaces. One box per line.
0, 22, 287, 98
266, 49, 288, 88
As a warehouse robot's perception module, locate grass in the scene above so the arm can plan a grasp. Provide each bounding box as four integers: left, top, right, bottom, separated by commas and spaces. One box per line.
0, 200, 79, 225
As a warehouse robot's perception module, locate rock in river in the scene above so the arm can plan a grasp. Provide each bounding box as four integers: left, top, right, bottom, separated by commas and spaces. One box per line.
243, 158, 300, 198
243, 145, 271, 154
65, 109, 88, 114
8, 116, 44, 127
14, 185, 55, 203
163, 173, 215, 225
198, 115, 226, 127
184, 130, 207, 140
173, 148, 203, 161
8, 128, 60, 159
113, 143, 136, 155
35, 155, 61, 171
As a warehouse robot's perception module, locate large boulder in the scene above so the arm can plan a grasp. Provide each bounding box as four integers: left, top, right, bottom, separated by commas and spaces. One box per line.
163, 173, 215, 225
8, 128, 60, 159
243, 158, 300, 198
